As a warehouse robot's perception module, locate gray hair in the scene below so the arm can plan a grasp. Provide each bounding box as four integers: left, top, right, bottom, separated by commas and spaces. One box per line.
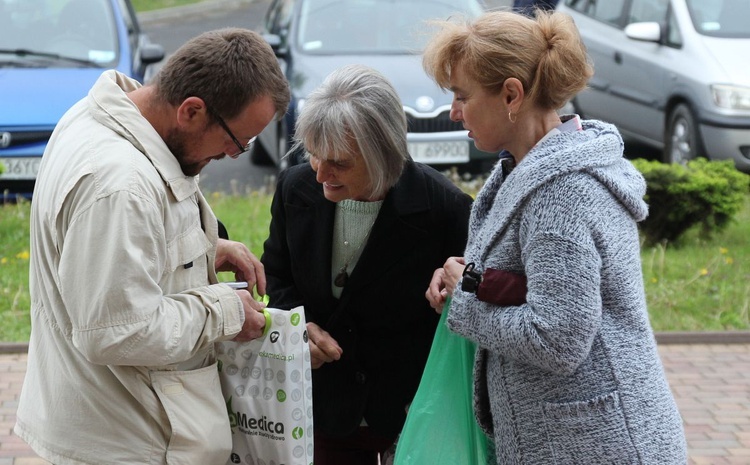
292, 64, 410, 198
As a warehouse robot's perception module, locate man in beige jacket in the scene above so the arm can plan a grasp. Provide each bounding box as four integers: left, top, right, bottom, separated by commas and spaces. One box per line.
15, 28, 290, 464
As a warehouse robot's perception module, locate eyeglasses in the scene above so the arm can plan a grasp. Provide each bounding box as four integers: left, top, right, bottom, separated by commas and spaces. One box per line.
212, 111, 255, 159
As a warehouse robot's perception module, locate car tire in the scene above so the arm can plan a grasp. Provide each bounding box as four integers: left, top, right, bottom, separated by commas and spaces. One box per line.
277, 123, 304, 171
664, 103, 703, 165
250, 139, 273, 166
558, 99, 578, 116
277, 123, 293, 171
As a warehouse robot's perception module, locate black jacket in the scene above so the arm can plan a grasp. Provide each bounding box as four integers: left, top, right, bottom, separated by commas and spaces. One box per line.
261, 161, 472, 438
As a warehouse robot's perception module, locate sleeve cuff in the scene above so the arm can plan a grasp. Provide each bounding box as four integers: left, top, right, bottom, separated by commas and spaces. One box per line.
216, 284, 244, 337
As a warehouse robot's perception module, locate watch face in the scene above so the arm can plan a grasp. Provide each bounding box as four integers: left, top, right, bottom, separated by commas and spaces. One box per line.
461, 263, 482, 293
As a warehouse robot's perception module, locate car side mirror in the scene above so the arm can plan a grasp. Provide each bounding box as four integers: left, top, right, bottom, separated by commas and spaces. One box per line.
624, 22, 662, 43
140, 43, 165, 65
263, 33, 288, 57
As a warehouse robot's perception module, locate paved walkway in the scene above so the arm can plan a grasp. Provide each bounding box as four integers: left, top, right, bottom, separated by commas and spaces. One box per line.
2, 338, 749, 464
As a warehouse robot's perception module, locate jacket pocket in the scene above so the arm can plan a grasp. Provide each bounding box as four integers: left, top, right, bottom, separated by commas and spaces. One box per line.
151, 362, 232, 465
164, 225, 211, 288
542, 390, 639, 464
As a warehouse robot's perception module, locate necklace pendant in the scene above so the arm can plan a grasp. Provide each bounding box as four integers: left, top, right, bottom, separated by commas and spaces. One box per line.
334, 268, 348, 287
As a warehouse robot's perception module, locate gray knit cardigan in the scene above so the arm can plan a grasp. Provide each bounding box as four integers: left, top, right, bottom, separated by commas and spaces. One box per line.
448, 120, 688, 464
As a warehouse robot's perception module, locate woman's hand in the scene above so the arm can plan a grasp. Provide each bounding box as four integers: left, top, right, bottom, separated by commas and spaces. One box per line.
425, 256, 466, 313
442, 256, 466, 295
306, 322, 343, 369
425, 267, 448, 312
215, 238, 266, 297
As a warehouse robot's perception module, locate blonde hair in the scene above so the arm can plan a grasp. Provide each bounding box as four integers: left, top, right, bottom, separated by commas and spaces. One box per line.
422, 10, 592, 111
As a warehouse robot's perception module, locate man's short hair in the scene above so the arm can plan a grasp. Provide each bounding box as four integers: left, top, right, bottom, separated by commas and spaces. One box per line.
153, 27, 290, 121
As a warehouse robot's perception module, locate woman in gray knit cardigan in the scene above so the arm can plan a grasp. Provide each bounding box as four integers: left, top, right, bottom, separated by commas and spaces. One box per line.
423, 10, 687, 464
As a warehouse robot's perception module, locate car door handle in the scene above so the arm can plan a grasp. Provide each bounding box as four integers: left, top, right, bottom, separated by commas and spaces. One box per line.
614, 51, 623, 64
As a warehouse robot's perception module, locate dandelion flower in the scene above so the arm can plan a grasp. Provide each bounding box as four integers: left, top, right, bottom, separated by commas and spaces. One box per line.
0, 257, 7, 264
719, 247, 728, 254
699, 268, 709, 276
16, 251, 29, 260
725, 257, 734, 265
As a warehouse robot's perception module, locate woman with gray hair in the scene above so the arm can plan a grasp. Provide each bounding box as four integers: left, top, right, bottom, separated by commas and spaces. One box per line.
261, 64, 473, 464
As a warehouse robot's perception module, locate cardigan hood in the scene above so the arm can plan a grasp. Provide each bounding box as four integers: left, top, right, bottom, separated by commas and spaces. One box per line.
499, 119, 648, 223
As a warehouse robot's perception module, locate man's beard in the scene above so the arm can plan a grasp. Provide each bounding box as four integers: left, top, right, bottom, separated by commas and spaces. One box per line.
165, 127, 204, 177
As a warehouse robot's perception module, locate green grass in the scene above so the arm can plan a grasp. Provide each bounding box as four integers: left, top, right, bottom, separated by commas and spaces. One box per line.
210, 191, 274, 278
643, 197, 750, 331
0, 200, 32, 342
131, 0, 205, 12
1, 190, 748, 342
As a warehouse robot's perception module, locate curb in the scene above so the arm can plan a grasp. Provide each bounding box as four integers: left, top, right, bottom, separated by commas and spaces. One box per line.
138, 0, 255, 25
654, 331, 750, 344
3, 332, 750, 354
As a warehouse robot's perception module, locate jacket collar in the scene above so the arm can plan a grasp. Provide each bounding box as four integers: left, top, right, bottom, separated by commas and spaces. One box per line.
286, 161, 433, 320
467, 119, 634, 261
87, 70, 199, 202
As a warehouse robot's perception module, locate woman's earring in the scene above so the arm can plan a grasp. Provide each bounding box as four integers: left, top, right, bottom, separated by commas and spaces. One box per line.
508, 111, 517, 123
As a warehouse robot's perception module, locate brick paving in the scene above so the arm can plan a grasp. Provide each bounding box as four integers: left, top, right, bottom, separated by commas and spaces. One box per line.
2, 341, 749, 464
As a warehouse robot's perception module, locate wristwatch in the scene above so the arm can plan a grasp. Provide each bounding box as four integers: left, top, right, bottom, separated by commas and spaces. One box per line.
461, 262, 482, 293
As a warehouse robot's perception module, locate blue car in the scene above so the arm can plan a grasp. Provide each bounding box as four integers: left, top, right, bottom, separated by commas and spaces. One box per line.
0, 0, 164, 200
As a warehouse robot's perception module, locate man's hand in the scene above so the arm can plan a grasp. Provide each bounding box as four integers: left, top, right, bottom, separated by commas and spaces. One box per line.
306, 322, 343, 369
425, 256, 465, 313
215, 239, 267, 297
232, 289, 267, 342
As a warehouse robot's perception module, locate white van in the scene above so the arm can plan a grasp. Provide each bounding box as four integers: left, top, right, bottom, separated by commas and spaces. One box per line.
557, 0, 750, 173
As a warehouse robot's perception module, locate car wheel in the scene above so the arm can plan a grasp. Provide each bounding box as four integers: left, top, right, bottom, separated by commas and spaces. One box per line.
277, 123, 292, 171
665, 103, 703, 165
277, 123, 303, 171
250, 139, 273, 166
558, 99, 577, 116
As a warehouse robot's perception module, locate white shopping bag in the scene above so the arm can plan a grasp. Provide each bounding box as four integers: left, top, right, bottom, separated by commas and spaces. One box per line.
217, 306, 313, 465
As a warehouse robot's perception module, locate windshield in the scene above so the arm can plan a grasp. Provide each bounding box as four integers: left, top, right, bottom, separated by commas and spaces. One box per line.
0, 0, 118, 67
686, 0, 750, 38
296, 0, 484, 54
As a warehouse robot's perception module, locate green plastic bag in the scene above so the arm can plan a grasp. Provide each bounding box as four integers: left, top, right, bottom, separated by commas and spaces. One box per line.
393, 298, 490, 464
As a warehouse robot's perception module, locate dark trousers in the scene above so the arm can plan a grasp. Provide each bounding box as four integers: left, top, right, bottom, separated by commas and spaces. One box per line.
314, 427, 395, 465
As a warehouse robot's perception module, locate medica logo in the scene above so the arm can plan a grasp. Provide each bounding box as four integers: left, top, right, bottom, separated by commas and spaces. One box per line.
227, 397, 290, 440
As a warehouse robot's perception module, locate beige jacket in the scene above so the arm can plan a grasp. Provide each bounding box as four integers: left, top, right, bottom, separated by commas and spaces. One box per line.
15, 71, 244, 464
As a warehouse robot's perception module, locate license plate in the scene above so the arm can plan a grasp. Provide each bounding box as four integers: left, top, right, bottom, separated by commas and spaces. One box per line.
407, 141, 470, 164
0, 157, 42, 180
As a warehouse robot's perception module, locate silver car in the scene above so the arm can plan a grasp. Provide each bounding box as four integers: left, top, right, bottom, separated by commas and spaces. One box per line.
557, 0, 750, 173
252, 0, 498, 173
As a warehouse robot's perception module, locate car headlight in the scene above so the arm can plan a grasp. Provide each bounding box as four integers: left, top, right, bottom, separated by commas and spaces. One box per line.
711, 84, 750, 110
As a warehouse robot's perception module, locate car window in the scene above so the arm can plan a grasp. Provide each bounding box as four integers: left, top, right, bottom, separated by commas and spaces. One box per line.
563, 0, 627, 26
266, 0, 294, 34
686, 0, 750, 38
296, 0, 483, 54
117, 0, 139, 54
665, 8, 682, 46
264, 0, 280, 31
0, 0, 118, 66
629, 0, 668, 24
